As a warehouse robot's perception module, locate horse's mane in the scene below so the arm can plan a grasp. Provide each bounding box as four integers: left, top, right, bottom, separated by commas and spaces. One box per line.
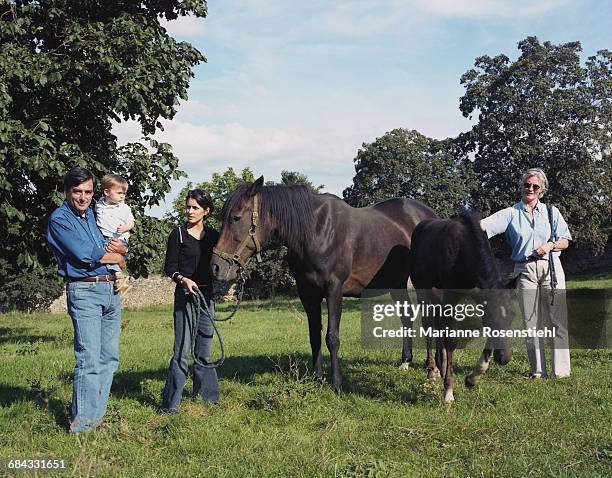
457, 211, 503, 289
222, 183, 315, 256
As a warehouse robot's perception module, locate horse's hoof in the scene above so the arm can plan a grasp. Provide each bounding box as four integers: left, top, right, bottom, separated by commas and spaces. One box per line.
465, 374, 478, 388
398, 362, 411, 371
443, 390, 455, 403
427, 368, 441, 380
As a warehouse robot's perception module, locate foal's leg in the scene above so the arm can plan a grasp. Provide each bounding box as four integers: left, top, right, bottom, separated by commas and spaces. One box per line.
426, 336, 440, 380
465, 346, 492, 388
416, 288, 440, 379
437, 342, 447, 380
325, 281, 343, 391
443, 339, 456, 403
442, 294, 462, 402
391, 288, 413, 369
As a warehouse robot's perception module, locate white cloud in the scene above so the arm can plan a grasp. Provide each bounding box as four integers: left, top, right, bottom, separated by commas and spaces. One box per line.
175, 99, 213, 119
112, 115, 359, 217
413, 0, 568, 18
202, 0, 568, 49
112, 118, 357, 197
112, 120, 142, 145
160, 15, 206, 37
156, 120, 310, 165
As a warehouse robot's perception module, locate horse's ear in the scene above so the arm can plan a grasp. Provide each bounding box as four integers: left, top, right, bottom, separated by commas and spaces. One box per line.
247, 176, 264, 197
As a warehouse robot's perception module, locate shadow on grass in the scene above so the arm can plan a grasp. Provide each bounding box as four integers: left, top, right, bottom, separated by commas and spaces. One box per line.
1, 353, 492, 429
108, 351, 479, 407
0, 327, 56, 346
0, 383, 70, 431
111, 368, 168, 407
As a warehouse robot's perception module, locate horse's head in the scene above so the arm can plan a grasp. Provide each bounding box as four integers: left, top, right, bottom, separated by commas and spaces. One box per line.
211, 176, 272, 281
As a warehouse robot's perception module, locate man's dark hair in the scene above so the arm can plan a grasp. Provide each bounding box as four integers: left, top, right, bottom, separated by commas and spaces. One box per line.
186, 189, 214, 214
63, 167, 96, 192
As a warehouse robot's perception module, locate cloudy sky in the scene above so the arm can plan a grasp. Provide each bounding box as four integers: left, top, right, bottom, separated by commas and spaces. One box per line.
113, 0, 611, 216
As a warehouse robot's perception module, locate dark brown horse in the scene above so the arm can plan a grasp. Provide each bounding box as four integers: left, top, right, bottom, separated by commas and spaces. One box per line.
410, 211, 514, 402
210, 176, 437, 390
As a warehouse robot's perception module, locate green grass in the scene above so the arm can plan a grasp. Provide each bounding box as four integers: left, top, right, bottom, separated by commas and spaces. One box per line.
566, 265, 612, 289
0, 272, 611, 477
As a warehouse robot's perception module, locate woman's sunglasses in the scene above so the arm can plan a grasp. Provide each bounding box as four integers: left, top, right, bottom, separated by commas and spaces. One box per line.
523, 183, 541, 191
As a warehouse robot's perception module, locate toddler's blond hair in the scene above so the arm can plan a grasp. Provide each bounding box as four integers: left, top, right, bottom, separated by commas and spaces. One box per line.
101, 173, 128, 192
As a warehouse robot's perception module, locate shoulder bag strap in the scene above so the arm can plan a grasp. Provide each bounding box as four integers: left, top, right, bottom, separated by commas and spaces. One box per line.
547, 204, 558, 294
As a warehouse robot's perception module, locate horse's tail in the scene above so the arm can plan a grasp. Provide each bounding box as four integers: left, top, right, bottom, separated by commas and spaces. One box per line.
458, 210, 503, 289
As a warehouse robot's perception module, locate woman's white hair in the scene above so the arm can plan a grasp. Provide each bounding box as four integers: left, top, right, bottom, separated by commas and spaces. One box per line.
519, 167, 548, 198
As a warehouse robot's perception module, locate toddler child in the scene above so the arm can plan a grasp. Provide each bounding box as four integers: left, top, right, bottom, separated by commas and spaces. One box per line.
96, 173, 135, 293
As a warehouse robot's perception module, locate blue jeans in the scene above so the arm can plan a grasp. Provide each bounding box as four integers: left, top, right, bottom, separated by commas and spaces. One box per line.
161, 289, 219, 411
66, 281, 121, 432
103, 237, 128, 273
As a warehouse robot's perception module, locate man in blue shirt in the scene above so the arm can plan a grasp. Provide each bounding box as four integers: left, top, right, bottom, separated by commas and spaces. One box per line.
47, 167, 128, 432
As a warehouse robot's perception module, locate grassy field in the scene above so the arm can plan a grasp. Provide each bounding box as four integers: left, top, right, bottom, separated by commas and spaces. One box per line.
0, 269, 611, 477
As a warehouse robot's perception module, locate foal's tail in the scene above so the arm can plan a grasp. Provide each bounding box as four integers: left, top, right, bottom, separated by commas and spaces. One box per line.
458, 210, 503, 289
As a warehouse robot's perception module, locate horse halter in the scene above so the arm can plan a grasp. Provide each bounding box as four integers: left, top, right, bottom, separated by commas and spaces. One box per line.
213, 193, 263, 270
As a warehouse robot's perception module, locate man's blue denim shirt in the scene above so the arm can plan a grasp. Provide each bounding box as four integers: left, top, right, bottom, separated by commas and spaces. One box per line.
46, 201, 110, 279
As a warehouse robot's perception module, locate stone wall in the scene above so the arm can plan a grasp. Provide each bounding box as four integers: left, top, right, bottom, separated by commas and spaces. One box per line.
49, 275, 176, 314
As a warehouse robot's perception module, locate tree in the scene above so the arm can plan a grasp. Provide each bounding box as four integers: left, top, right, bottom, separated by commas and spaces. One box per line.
168, 166, 255, 229
0, 1, 207, 308
343, 128, 473, 218
277, 170, 324, 193
459, 37, 612, 252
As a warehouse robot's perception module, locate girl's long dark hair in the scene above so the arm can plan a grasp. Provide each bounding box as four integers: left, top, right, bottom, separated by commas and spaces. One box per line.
186, 188, 214, 216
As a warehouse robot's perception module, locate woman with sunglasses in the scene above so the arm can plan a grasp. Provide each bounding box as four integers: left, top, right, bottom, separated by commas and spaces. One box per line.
160, 189, 220, 413
481, 168, 572, 379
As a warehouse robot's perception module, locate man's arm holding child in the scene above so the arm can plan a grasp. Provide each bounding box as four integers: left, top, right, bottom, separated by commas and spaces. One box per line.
104, 238, 128, 269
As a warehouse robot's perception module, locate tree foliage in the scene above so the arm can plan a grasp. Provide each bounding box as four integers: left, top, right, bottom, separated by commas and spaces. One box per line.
0, 256, 63, 313
0, 0, 207, 309
168, 166, 255, 229
458, 37, 612, 252
275, 170, 324, 193
343, 129, 473, 218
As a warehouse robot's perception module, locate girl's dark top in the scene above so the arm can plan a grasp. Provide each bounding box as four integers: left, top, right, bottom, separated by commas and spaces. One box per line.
164, 225, 219, 295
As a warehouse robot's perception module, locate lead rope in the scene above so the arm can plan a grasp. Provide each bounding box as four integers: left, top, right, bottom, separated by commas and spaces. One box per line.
547, 204, 558, 306
186, 289, 224, 369
185, 272, 246, 369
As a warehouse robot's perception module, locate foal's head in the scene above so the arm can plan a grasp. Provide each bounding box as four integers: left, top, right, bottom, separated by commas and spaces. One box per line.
482, 287, 515, 365
461, 211, 514, 365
